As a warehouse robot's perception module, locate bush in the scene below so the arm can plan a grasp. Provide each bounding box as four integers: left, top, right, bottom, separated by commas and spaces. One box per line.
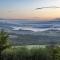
2, 47, 60, 60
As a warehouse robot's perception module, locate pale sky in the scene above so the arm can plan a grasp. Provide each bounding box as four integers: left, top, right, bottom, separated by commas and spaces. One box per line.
0, 0, 60, 20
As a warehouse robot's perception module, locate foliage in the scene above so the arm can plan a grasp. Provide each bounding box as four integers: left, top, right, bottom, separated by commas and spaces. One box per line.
1, 46, 60, 60
0, 30, 60, 60
0, 29, 10, 60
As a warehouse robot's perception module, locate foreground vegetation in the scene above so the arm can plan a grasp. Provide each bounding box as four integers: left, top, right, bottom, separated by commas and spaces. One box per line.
0, 29, 10, 60
0, 29, 60, 60
1, 46, 60, 60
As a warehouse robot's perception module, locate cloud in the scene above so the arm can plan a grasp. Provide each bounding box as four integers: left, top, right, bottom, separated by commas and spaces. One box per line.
35, 6, 60, 10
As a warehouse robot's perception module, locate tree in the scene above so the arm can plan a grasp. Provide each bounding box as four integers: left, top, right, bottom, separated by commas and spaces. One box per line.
0, 29, 10, 60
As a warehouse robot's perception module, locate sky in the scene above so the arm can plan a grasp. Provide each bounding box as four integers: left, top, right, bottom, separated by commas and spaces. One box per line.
0, 0, 60, 20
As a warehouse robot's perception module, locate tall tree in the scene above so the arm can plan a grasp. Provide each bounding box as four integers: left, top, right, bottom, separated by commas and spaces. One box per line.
0, 29, 10, 60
